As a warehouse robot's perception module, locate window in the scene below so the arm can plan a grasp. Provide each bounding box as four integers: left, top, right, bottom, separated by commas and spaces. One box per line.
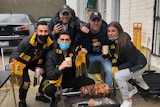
86, 0, 97, 10
152, 0, 160, 56
112, 0, 120, 21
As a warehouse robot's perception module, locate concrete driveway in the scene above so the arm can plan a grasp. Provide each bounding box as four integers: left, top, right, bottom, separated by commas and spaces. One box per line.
0, 53, 160, 107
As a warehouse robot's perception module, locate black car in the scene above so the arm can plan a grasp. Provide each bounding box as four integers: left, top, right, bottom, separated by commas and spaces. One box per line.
0, 13, 34, 47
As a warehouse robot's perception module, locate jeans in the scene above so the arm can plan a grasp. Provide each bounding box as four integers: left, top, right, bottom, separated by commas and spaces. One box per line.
88, 54, 112, 86
115, 67, 146, 100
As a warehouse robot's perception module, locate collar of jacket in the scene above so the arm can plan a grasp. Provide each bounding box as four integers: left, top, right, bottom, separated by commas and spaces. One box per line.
29, 33, 53, 48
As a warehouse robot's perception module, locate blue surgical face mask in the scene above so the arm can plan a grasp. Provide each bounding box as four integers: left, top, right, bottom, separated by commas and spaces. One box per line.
59, 43, 70, 50
109, 36, 118, 41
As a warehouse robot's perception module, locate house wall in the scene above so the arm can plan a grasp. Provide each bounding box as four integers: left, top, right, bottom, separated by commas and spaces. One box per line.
67, 0, 88, 22
67, 0, 160, 71
119, 0, 160, 71
121, 0, 154, 48
99, 0, 160, 71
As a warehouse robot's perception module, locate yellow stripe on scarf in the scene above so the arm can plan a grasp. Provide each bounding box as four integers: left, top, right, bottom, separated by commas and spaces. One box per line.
49, 74, 63, 87
112, 66, 118, 75
10, 60, 26, 86
75, 51, 87, 77
12, 60, 26, 76
29, 32, 53, 47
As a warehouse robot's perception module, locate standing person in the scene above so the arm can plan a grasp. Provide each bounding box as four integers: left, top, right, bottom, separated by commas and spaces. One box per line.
9, 21, 53, 107
49, 4, 89, 43
74, 11, 112, 86
107, 21, 147, 107
43, 31, 95, 107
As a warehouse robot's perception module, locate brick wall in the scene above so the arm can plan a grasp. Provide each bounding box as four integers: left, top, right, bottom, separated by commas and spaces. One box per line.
120, 0, 154, 48
106, 0, 160, 71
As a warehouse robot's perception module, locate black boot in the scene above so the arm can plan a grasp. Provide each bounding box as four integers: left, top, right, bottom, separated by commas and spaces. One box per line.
35, 95, 50, 103
19, 101, 27, 107
50, 98, 56, 107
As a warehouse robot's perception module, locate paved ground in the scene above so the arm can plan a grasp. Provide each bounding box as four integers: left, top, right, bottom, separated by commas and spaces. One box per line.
0, 53, 160, 107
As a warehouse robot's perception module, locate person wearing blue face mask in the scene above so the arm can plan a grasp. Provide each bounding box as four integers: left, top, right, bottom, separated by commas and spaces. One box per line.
59, 43, 70, 50
43, 31, 95, 107
108, 35, 119, 41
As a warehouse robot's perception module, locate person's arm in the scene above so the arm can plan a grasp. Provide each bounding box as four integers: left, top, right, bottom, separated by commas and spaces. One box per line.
118, 40, 137, 70
102, 21, 109, 45
73, 18, 90, 34
118, 39, 147, 72
45, 50, 61, 80
45, 49, 72, 80
9, 37, 28, 70
9, 37, 28, 62
73, 32, 91, 52
49, 17, 63, 39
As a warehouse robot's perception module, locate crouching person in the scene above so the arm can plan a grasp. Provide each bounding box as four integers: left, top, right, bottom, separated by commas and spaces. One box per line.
9, 21, 53, 107
107, 21, 147, 107
43, 31, 95, 107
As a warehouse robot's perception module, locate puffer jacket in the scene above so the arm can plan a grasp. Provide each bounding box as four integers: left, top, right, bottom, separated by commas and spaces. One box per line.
117, 39, 147, 73
45, 41, 76, 80
9, 33, 53, 67
49, 10, 88, 43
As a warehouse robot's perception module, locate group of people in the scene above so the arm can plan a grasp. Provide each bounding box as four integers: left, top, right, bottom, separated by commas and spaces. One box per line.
9, 4, 147, 107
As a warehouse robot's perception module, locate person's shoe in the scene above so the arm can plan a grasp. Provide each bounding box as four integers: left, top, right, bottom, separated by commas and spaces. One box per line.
120, 99, 132, 107
129, 86, 138, 98
35, 95, 50, 103
19, 101, 27, 107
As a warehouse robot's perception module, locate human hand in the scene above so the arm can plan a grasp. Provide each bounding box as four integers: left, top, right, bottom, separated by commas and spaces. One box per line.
23, 81, 30, 89
9, 61, 14, 70
102, 45, 109, 55
104, 58, 109, 61
112, 66, 119, 75
80, 23, 90, 33
81, 48, 88, 54
36, 67, 45, 75
58, 59, 72, 71
52, 23, 63, 35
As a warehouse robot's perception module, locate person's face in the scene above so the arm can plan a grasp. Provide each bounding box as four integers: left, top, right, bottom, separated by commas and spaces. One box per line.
107, 26, 119, 39
89, 18, 102, 33
36, 25, 49, 36
59, 12, 72, 24
57, 34, 71, 45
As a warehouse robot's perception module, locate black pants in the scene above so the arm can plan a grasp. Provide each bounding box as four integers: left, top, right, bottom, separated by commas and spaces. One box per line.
19, 62, 45, 101
44, 76, 95, 98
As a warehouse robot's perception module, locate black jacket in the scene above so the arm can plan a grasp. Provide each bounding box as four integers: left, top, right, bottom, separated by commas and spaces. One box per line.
110, 38, 147, 73
45, 41, 76, 80
49, 11, 88, 43
9, 33, 53, 69
73, 20, 109, 54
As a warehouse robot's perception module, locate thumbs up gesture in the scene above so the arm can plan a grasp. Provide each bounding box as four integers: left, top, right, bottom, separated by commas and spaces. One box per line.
80, 23, 90, 34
